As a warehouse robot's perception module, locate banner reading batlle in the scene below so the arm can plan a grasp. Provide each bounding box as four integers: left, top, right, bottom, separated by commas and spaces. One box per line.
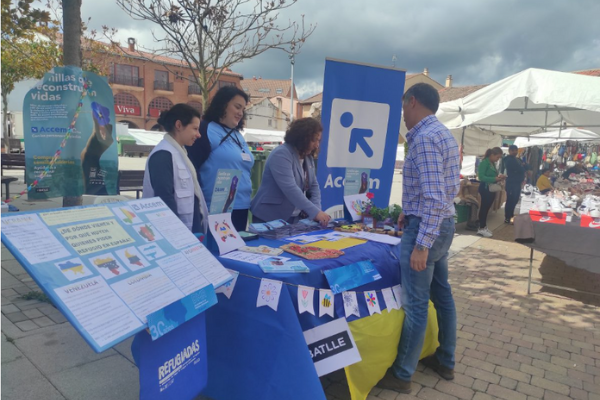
317, 59, 406, 217
23, 66, 118, 199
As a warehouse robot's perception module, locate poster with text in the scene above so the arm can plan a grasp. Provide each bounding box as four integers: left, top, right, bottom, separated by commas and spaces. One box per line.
23, 66, 118, 199
344, 168, 370, 196
0, 197, 230, 353
210, 169, 242, 214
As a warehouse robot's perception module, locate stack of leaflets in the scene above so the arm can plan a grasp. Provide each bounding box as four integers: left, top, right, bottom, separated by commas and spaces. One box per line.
258, 258, 310, 273
249, 219, 326, 239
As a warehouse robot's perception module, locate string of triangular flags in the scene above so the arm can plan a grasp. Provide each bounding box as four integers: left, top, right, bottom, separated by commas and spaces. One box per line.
4, 78, 92, 203
215, 268, 403, 318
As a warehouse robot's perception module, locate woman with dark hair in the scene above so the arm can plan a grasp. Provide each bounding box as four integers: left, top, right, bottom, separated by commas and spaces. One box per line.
186, 86, 253, 232
536, 168, 553, 194
476, 147, 506, 238
143, 103, 208, 234
250, 117, 331, 226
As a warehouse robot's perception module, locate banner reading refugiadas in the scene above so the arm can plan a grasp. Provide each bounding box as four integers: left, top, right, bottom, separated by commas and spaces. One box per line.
23, 66, 118, 199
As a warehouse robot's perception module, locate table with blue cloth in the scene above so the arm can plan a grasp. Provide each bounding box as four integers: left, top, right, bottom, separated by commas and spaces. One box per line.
202, 230, 440, 400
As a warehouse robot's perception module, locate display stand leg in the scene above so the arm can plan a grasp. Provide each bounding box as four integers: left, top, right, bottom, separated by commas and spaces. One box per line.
527, 248, 534, 295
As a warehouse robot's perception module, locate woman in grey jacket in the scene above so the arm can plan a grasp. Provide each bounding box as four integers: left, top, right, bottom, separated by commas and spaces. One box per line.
250, 118, 331, 227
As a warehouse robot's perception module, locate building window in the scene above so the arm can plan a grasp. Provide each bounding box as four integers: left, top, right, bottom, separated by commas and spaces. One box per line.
276, 89, 283, 94
258, 88, 270, 93
110, 64, 141, 86
154, 70, 172, 91
188, 76, 202, 95
187, 101, 203, 114
148, 97, 174, 118
268, 119, 272, 127
218, 80, 236, 89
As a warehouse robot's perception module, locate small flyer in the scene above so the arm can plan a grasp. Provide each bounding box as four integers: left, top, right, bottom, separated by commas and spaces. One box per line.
210, 169, 242, 214
323, 260, 382, 294
344, 168, 370, 196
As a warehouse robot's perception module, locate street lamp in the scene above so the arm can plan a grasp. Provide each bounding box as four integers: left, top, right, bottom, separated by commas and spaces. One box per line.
289, 51, 295, 122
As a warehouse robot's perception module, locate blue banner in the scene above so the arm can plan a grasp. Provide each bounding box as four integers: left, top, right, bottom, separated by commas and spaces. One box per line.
134, 313, 208, 400
317, 59, 406, 217
23, 66, 118, 199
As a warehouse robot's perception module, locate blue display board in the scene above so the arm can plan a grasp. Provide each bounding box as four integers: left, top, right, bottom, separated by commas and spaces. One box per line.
317, 59, 406, 217
23, 66, 118, 199
0, 198, 231, 352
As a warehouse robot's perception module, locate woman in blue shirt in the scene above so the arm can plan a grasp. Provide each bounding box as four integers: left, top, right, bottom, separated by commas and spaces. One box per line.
187, 86, 254, 231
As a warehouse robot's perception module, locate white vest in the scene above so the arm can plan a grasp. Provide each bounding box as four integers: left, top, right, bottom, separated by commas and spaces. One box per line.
143, 139, 196, 230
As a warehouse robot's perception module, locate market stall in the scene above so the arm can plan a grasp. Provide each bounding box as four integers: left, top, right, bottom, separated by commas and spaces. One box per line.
436, 68, 600, 156
202, 229, 439, 400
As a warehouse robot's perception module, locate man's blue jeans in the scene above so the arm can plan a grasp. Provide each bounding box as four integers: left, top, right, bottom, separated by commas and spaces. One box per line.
392, 215, 457, 381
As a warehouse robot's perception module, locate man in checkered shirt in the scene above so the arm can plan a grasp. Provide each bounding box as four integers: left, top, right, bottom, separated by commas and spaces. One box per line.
379, 83, 460, 394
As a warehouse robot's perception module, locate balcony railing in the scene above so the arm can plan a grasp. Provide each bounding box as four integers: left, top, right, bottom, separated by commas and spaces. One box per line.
188, 85, 202, 95
109, 75, 144, 87
154, 81, 174, 91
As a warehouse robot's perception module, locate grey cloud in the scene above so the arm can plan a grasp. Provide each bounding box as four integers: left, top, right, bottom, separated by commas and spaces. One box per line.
65, 0, 600, 99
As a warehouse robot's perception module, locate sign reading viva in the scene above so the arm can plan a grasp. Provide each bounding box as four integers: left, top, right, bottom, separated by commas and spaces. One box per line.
115, 105, 141, 116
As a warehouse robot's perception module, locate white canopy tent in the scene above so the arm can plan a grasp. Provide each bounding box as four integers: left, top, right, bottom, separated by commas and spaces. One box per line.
126, 129, 165, 146
513, 128, 600, 148
241, 128, 285, 143
436, 68, 600, 156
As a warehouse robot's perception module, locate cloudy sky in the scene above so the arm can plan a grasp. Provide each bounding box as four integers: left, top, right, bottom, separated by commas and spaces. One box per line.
8, 0, 600, 109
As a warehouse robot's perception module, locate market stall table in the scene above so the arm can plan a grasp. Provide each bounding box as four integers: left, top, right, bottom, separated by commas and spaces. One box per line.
201, 230, 439, 400
514, 214, 600, 296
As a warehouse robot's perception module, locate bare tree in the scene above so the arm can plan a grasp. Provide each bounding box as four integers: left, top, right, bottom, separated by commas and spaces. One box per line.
112, 0, 315, 109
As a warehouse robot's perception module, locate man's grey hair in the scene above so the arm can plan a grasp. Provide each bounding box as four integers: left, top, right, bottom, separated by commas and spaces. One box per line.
402, 82, 440, 113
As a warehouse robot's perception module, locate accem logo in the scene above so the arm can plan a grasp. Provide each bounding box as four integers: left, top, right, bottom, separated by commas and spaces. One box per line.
31, 126, 79, 133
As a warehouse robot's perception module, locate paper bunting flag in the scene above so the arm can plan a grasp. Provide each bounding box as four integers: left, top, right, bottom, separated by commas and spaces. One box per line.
297, 285, 315, 315
381, 287, 398, 311
215, 269, 239, 299
319, 289, 335, 318
257, 278, 282, 311
342, 291, 360, 318
364, 290, 381, 315
392, 284, 403, 308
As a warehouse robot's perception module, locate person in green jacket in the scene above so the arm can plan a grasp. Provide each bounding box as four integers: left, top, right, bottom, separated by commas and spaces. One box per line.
477, 147, 506, 237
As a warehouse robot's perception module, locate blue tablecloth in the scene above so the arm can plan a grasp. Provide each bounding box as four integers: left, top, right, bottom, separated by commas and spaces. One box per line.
202, 230, 402, 400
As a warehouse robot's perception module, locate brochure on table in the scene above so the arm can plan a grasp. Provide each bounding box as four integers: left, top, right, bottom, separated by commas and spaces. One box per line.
0, 197, 232, 352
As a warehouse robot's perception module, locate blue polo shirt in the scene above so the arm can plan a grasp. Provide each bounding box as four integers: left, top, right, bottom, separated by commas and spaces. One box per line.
198, 122, 254, 210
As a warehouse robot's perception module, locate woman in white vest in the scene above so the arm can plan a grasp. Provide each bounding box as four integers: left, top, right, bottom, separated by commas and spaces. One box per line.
143, 104, 209, 234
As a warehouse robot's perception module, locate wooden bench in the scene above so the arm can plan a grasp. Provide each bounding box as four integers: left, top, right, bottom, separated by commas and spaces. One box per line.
117, 170, 145, 199
122, 143, 155, 157
1, 153, 26, 173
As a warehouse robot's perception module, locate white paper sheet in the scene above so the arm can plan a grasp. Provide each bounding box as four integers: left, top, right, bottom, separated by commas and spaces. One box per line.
381, 287, 399, 311
110, 268, 185, 323
392, 284, 403, 309
352, 231, 401, 245
220, 251, 290, 265
182, 244, 232, 288
1, 214, 71, 264
319, 289, 335, 318
145, 209, 199, 250
303, 318, 362, 377
156, 253, 210, 295
207, 213, 245, 255
343, 193, 370, 221
215, 269, 239, 299
364, 290, 382, 315
298, 285, 315, 315
256, 278, 283, 311
54, 277, 143, 347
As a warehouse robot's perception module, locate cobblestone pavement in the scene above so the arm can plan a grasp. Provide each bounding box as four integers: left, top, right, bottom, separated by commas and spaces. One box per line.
2, 214, 599, 399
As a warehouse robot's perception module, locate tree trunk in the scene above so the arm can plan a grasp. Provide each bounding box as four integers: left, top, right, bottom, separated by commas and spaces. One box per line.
2, 92, 9, 151
62, 0, 83, 207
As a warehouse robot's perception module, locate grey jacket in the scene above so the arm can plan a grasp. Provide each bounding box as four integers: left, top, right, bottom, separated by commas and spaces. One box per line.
250, 143, 322, 222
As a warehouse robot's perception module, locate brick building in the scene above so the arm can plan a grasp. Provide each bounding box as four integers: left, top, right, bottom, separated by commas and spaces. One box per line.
98, 38, 243, 130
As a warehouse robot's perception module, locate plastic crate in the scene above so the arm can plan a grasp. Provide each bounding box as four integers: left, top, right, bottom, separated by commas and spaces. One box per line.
454, 204, 470, 223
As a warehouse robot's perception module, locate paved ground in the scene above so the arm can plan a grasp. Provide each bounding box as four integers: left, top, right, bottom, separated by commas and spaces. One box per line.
2, 165, 599, 400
